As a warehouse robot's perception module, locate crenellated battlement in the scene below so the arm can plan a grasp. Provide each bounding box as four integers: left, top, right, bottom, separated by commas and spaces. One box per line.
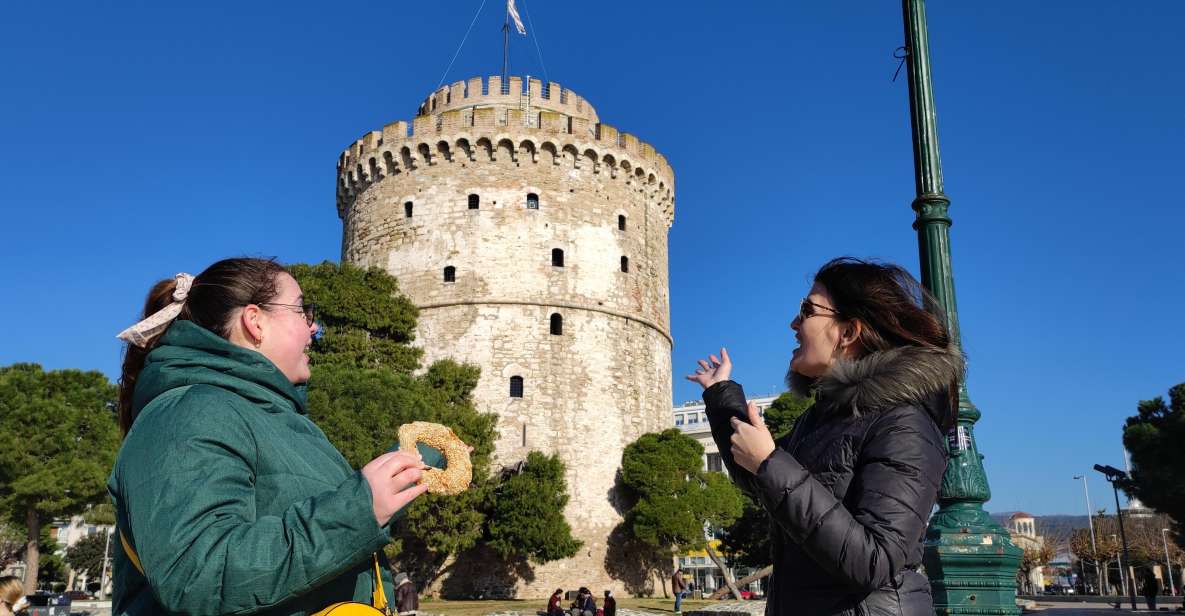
416, 75, 598, 124
336, 84, 675, 225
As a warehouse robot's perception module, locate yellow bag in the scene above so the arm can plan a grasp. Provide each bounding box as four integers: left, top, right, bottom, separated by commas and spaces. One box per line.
120, 530, 389, 616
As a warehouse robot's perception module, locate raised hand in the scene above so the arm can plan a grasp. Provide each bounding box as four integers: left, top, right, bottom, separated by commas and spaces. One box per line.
729, 401, 776, 474
360, 450, 429, 525
684, 347, 732, 390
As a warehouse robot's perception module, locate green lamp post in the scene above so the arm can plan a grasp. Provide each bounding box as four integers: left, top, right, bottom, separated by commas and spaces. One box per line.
899, 1, 1023, 614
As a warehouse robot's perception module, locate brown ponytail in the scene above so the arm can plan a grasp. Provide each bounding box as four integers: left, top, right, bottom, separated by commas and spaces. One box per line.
117, 257, 287, 436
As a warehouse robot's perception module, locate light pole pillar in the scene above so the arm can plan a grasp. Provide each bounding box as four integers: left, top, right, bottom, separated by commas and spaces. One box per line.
1163, 529, 1176, 597
901, 1, 1023, 613
1075, 475, 1103, 594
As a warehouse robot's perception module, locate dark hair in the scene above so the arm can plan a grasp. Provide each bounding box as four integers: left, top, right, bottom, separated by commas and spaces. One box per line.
811, 257, 958, 427
554, 589, 563, 596
117, 257, 287, 436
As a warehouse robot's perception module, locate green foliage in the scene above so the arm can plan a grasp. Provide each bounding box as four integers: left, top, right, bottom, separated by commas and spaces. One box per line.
290, 261, 422, 373
37, 527, 65, 589
621, 429, 744, 553
65, 531, 109, 579
1121, 382, 1185, 548
720, 496, 771, 569
487, 452, 582, 563
292, 262, 580, 582
0, 364, 119, 590
763, 391, 812, 439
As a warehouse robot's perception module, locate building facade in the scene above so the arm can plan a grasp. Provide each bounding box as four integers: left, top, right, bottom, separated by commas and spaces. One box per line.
337, 75, 675, 597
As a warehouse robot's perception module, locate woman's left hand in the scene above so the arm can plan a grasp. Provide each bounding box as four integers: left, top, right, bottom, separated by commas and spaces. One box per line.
730, 401, 776, 474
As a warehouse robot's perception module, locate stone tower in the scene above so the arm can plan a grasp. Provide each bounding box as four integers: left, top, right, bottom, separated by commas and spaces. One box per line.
336, 75, 675, 597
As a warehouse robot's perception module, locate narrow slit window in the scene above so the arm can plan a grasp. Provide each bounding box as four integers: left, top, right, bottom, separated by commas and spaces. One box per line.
468, 194, 480, 209
552, 248, 564, 267
618, 215, 626, 231
620, 256, 629, 273
509, 376, 524, 398
550, 313, 563, 335
526, 193, 540, 209
443, 266, 456, 283
404, 201, 414, 218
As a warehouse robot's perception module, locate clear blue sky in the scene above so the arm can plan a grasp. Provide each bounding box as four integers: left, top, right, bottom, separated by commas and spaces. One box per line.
2, 2, 1182, 516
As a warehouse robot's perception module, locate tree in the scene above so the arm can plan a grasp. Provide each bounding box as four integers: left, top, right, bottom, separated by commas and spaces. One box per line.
0, 364, 120, 593
487, 452, 582, 563
621, 429, 745, 598
720, 495, 771, 570
1122, 382, 1185, 549
763, 391, 813, 439
291, 262, 581, 591
64, 532, 109, 580
1017, 544, 1055, 594
0, 523, 23, 570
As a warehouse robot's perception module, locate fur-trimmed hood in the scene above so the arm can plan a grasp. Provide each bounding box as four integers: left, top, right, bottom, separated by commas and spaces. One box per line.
790, 344, 964, 423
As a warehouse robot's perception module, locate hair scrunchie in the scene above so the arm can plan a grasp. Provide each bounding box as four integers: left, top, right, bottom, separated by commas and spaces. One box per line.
116, 273, 195, 348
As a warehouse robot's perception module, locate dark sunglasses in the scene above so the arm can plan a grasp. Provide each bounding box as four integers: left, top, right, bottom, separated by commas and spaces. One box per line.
797, 298, 840, 322
260, 302, 318, 327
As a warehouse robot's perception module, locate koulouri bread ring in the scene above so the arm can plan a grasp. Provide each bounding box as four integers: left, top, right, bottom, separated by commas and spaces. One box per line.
397, 421, 472, 495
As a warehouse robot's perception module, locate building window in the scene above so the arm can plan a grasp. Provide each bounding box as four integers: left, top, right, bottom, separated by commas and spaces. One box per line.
510, 376, 524, 398
404, 201, 413, 218
550, 313, 563, 335
552, 248, 564, 267
706, 453, 723, 473
620, 256, 629, 273
468, 194, 480, 209
618, 215, 626, 231
526, 193, 540, 209
443, 266, 456, 283
688, 414, 699, 424
675, 416, 685, 426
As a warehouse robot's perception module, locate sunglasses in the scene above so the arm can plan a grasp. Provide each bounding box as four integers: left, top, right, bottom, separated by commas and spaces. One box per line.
797, 298, 840, 322
260, 302, 318, 327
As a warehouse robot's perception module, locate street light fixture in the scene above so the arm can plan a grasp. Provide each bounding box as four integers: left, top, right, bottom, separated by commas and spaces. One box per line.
1094, 464, 1136, 609
1073, 475, 1102, 594
1163, 529, 1177, 597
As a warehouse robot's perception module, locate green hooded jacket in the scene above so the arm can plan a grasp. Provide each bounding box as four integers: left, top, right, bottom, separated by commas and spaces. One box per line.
108, 321, 416, 616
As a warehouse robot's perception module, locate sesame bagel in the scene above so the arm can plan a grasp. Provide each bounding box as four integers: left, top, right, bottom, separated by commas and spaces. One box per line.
397, 421, 472, 495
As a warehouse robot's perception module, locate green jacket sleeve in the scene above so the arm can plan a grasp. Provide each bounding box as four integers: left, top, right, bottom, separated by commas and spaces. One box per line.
117, 390, 391, 616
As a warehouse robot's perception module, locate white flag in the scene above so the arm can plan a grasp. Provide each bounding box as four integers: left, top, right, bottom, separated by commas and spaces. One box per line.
507, 0, 527, 35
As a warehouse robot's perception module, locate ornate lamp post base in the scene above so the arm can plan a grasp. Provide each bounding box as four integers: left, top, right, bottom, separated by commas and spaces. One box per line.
924, 504, 1022, 615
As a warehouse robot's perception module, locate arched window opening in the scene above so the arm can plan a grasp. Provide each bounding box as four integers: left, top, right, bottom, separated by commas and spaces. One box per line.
468, 194, 480, 209
552, 248, 564, 268
620, 256, 630, 273
404, 201, 414, 218
550, 313, 563, 336
618, 215, 626, 231
443, 266, 456, 283
509, 376, 524, 398
526, 193, 540, 209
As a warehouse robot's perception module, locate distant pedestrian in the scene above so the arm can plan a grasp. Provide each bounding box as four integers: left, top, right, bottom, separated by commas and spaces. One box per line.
394, 572, 418, 616
548, 589, 565, 616
671, 569, 687, 614
1141, 570, 1159, 611
602, 591, 616, 616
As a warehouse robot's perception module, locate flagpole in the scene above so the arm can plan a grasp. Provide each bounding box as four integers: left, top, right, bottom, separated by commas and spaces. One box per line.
501, 1, 510, 85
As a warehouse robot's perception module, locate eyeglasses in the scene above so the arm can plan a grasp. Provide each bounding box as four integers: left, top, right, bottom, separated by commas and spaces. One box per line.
260, 302, 318, 327
796, 298, 840, 322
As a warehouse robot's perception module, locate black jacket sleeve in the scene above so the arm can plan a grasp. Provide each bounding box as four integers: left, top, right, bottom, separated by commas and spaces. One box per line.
751, 405, 948, 592
702, 380, 762, 498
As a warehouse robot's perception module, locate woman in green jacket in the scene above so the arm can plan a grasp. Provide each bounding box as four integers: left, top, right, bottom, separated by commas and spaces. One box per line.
109, 257, 428, 616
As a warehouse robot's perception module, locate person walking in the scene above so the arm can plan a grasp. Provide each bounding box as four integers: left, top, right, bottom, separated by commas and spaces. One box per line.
671, 569, 687, 614
394, 572, 418, 615
1141, 570, 1159, 611
108, 258, 430, 616
688, 258, 960, 616
602, 590, 616, 616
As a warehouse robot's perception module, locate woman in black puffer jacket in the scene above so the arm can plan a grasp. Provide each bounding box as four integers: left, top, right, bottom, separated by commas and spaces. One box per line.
688, 258, 961, 616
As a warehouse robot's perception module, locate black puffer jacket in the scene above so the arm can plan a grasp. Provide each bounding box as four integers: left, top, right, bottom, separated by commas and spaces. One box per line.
704, 345, 961, 616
